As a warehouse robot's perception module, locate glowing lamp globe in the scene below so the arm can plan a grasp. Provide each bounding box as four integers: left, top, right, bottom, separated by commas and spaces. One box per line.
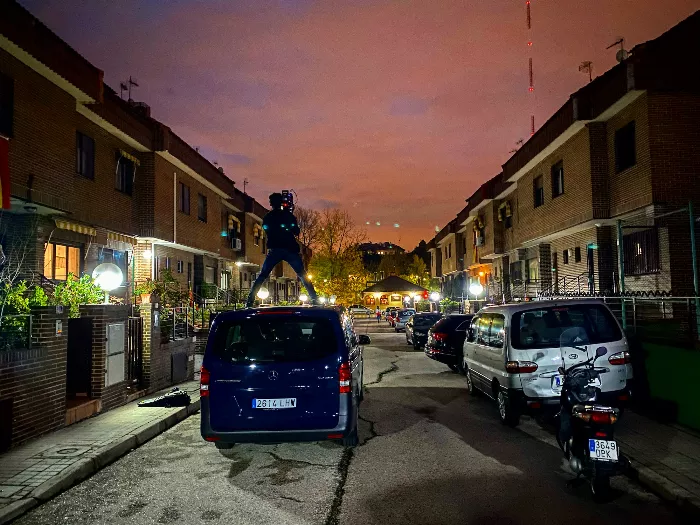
319, 297, 327, 304
92, 263, 123, 292
257, 289, 270, 300
469, 282, 484, 296
430, 292, 440, 302
330, 295, 337, 305
299, 294, 309, 303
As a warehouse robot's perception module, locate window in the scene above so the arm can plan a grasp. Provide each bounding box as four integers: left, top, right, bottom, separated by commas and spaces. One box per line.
254, 230, 260, 246
623, 229, 660, 275
178, 182, 190, 214
212, 316, 337, 362
487, 314, 505, 349
44, 243, 80, 280
504, 215, 512, 229
551, 161, 564, 198
527, 258, 539, 282
0, 71, 13, 138
512, 304, 622, 350
177, 260, 184, 274
615, 121, 636, 173
162, 256, 171, 270
116, 155, 134, 195
533, 175, 544, 208
574, 247, 582, 263
510, 261, 523, 283
475, 316, 491, 345
198, 194, 207, 222
76, 132, 95, 179
563, 250, 569, 265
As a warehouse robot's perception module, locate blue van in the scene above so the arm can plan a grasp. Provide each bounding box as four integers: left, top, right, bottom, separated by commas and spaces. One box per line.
200, 307, 369, 448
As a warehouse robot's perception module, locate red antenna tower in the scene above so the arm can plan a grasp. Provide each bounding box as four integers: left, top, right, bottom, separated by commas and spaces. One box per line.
526, 1, 535, 135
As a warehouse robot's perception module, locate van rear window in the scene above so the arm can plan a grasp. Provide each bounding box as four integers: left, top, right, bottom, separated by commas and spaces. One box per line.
512, 304, 622, 349
210, 316, 337, 363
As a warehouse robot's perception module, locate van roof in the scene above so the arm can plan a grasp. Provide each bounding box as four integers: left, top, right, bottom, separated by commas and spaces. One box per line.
212, 306, 342, 323
478, 298, 607, 315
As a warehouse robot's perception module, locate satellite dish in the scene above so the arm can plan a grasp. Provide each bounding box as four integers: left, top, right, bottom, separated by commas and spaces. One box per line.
615, 49, 629, 63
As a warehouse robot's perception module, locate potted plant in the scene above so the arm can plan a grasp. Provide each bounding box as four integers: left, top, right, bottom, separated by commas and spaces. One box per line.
134, 280, 156, 303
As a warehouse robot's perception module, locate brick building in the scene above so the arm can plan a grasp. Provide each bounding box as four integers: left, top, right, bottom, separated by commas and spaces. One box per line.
430, 11, 700, 303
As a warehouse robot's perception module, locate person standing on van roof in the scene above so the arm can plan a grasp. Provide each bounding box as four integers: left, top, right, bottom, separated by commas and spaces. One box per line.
246, 193, 318, 308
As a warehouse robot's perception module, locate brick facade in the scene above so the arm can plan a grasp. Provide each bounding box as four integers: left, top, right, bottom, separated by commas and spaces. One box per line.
0, 307, 69, 449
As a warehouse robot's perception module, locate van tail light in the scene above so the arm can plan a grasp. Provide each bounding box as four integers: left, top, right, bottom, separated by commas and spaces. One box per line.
608, 351, 631, 365
432, 332, 448, 342
506, 361, 538, 374
200, 366, 210, 397
339, 362, 351, 394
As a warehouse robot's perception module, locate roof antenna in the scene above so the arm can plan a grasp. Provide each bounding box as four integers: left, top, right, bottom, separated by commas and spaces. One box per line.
606, 37, 629, 62
119, 81, 128, 100
121, 76, 139, 102
243, 178, 249, 195
579, 61, 593, 82
509, 138, 524, 154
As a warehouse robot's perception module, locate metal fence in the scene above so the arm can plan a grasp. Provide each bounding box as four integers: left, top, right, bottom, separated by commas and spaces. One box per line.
0, 314, 32, 351
161, 307, 192, 341
532, 295, 699, 349
127, 316, 143, 387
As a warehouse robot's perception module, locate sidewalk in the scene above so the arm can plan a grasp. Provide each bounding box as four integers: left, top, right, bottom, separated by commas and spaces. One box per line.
0, 381, 201, 525
617, 410, 700, 515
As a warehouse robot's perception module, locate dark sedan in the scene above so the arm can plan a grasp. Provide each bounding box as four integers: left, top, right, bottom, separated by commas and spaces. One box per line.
425, 314, 474, 373
405, 312, 443, 350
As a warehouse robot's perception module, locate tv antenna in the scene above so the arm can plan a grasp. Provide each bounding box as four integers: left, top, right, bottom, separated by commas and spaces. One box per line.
120, 76, 140, 101
509, 138, 524, 154
579, 61, 593, 82
243, 178, 249, 195
606, 38, 628, 63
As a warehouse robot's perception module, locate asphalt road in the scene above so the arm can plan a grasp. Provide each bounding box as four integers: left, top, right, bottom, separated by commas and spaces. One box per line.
16, 318, 682, 525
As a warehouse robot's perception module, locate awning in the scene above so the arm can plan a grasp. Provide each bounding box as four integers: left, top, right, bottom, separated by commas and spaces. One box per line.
107, 231, 137, 245
119, 149, 141, 166
54, 219, 96, 236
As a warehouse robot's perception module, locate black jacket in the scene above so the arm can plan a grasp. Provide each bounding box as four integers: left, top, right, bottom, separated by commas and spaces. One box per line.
262, 209, 301, 252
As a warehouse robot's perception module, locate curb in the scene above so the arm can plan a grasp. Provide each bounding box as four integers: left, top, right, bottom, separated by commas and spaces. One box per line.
626, 459, 700, 519
0, 398, 200, 525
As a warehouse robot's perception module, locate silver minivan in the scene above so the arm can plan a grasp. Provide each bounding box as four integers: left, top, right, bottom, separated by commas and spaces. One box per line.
462, 300, 632, 426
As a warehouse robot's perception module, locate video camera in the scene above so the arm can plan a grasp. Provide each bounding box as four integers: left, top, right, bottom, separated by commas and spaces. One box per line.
281, 190, 294, 212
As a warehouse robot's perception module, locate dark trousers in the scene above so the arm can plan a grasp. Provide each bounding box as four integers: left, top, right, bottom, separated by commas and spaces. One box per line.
246, 248, 318, 306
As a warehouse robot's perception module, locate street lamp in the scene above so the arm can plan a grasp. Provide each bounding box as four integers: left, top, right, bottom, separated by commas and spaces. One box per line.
430, 292, 440, 302
319, 296, 327, 304
307, 274, 313, 280
257, 288, 270, 305
299, 293, 308, 304
92, 263, 123, 304
330, 295, 337, 305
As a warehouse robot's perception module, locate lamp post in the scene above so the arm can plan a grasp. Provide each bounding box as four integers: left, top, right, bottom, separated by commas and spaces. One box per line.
430, 291, 440, 313
299, 293, 308, 305
92, 263, 124, 304
257, 288, 270, 305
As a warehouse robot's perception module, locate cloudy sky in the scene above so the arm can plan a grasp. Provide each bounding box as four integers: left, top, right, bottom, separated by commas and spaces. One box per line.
20, 0, 699, 249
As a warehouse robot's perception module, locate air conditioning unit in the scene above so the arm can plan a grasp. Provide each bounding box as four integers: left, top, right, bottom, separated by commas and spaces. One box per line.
475, 236, 484, 247
232, 238, 242, 251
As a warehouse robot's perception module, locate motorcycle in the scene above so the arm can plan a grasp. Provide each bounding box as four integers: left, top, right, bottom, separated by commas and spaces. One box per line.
555, 327, 629, 501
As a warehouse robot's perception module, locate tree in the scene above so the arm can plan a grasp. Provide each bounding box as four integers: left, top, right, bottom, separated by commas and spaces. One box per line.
0, 213, 39, 323
295, 206, 322, 268
307, 209, 368, 304
378, 252, 408, 277
403, 254, 428, 287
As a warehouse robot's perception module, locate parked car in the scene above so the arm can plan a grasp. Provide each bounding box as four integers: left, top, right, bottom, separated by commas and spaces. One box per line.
200, 307, 370, 448
393, 308, 417, 332
425, 314, 474, 371
384, 306, 398, 322
406, 312, 443, 350
462, 300, 632, 427
349, 304, 373, 317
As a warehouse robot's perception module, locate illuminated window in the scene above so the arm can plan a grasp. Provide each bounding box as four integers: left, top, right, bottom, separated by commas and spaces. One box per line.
44, 243, 80, 280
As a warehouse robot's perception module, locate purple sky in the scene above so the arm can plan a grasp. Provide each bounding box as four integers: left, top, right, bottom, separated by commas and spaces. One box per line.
20, 0, 699, 249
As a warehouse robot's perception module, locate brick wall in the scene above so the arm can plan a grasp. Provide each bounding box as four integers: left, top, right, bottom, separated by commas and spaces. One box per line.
79, 304, 130, 412
0, 307, 69, 449
153, 244, 195, 292
607, 93, 653, 217
515, 128, 594, 245
243, 213, 266, 268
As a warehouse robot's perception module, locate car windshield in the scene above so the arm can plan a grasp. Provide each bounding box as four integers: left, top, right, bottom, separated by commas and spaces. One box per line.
212, 316, 337, 363
414, 314, 441, 327
512, 304, 622, 349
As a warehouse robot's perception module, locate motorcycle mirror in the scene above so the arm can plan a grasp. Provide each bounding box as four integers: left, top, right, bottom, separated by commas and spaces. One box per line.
595, 346, 607, 358
558, 366, 565, 375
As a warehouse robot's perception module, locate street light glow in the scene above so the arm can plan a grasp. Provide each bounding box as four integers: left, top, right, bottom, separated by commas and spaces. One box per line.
319, 296, 327, 304
257, 288, 270, 300
299, 294, 308, 303
469, 282, 484, 296
430, 292, 440, 302
92, 263, 123, 292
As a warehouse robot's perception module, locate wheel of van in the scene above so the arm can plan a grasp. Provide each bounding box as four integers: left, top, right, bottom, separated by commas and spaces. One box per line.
465, 368, 478, 397
497, 390, 520, 427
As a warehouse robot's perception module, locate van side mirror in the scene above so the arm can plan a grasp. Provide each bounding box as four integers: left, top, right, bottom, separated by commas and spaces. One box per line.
358, 334, 371, 345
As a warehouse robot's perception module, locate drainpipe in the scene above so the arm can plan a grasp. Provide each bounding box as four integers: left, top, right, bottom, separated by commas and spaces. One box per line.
151, 242, 155, 280
617, 219, 626, 330
173, 172, 177, 244
688, 201, 700, 341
